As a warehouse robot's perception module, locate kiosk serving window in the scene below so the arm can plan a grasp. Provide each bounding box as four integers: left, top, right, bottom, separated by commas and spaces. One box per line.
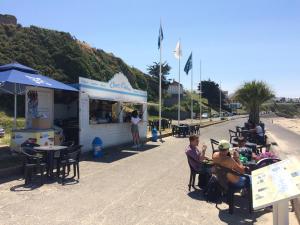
89, 99, 118, 124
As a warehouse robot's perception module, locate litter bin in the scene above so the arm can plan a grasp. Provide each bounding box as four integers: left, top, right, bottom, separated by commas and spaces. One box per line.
152, 128, 158, 142
92, 137, 103, 158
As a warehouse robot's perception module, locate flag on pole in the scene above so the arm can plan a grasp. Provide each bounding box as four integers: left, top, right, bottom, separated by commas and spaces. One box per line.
174, 41, 182, 59
184, 52, 192, 74
158, 24, 163, 49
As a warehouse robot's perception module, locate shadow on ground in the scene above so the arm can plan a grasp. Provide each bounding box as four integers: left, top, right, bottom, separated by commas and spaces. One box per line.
0, 143, 160, 186
82, 144, 160, 163
9, 174, 80, 191
0, 174, 23, 185
10, 183, 41, 192
187, 189, 269, 225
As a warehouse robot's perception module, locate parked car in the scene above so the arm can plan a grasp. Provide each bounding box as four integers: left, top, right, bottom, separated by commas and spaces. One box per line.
201, 113, 208, 119
0, 127, 5, 138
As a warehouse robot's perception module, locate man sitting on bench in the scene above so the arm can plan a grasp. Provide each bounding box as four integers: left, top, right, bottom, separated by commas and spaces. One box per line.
185, 135, 208, 172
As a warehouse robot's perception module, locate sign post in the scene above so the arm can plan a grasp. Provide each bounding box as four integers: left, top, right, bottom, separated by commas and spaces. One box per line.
252, 158, 300, 225
273, 200, 289, 225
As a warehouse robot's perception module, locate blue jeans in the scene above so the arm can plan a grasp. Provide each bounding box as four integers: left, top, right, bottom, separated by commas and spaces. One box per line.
257, 135, 265, 144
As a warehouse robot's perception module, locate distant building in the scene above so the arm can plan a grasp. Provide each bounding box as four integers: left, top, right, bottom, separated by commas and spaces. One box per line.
225, 93, 242, 111
164, 80, 184, 107
229, 102, 242, 110
275, 97, 300, 103
167, 79, 183, 95
222, 91, 229, 100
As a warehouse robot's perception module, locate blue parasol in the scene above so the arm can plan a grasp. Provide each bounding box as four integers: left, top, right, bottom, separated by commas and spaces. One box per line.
0, 62, 78, 128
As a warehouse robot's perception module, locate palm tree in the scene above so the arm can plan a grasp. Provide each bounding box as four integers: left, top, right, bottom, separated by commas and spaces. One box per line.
234, 80, 274, 124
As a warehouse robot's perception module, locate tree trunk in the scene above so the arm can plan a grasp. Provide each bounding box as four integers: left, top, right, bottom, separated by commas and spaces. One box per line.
249, 105, 260, 124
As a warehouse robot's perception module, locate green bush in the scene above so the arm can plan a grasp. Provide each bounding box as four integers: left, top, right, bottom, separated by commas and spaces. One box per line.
0, 111, 25, 132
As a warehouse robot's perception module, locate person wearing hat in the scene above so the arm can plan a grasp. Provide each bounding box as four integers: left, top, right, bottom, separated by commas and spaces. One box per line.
212, 140, 249, 188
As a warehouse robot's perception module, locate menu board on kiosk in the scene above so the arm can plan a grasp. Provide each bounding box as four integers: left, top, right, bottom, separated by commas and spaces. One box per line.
25, 87, 54, 129
252, 157, 300, 210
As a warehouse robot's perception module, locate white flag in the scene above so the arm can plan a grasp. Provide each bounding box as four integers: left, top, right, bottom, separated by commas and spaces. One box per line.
174, 41, 182, 59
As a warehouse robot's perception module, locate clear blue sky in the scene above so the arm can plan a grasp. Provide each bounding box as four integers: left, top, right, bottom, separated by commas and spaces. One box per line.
1, 0, 300, 97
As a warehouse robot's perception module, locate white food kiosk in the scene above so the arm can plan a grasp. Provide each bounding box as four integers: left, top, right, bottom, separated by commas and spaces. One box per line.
78, 73, 147, 152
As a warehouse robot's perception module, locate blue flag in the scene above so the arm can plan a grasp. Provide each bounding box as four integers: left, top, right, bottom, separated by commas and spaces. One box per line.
158, 24, 163, 49
184, 52, 192, 74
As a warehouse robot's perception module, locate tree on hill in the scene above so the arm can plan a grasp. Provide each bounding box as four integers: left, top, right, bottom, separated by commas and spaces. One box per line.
234, 80, 274, 124
147, 61, 171, 91
199, 79, 226, 108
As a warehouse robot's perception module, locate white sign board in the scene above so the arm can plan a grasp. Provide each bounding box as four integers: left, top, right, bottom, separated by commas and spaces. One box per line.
79, 73, 147, 103
252, 157, 300, 210
25, 87, 54, 128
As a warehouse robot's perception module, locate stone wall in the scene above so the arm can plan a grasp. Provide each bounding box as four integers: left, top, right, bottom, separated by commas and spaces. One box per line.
0, 14, 17, 25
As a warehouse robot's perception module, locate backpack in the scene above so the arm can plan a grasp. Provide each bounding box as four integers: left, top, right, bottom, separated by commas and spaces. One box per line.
204, 175, 223, 204
198, 171, 211, 189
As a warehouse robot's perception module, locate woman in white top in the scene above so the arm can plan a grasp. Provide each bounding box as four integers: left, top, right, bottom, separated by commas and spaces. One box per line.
131, 110, 141, 148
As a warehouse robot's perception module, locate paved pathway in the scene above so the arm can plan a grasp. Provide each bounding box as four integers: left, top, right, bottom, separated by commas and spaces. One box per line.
0, 118, 297, 225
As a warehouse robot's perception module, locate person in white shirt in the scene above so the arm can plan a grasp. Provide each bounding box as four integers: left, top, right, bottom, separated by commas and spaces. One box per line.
255, 125, 264, 137
250, 124, 265, 144
131, 110, 141, 148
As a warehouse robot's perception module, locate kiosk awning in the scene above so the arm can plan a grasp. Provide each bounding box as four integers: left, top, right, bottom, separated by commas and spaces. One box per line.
79, 73, 147, 104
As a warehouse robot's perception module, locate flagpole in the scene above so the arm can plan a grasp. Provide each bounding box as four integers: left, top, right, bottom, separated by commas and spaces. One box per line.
191, 54, 193, 125
159, 24, 162, 139
199, 60, 202, 128
14, 83, 17, 129
178, 46, 181, 125
219, 81, 222, 120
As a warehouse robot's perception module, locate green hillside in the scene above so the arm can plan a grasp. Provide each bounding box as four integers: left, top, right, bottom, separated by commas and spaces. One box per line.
262, 102, 300, 118
0, 23, 158, 101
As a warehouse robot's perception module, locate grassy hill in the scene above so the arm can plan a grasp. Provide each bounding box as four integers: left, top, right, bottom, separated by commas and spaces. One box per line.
0, 23, 158, 101
262, 102, 300, 118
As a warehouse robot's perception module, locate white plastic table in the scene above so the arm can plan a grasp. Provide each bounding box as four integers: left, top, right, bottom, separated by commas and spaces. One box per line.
34, 145, 67, 178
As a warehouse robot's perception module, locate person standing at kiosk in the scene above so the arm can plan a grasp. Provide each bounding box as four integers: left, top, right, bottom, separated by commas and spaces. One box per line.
131, 110, 141, 148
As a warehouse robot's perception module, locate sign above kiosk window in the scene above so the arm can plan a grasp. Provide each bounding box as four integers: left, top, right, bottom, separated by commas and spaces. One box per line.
79, 73, 147, 103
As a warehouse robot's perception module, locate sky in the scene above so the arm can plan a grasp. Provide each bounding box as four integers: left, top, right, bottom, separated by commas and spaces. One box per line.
1, 0, 300, 97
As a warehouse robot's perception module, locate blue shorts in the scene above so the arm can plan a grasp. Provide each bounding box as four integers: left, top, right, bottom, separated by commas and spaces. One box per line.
232, 175, 251, 189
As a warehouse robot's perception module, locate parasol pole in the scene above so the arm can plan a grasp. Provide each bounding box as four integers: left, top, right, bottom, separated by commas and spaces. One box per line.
14, 83, 17, 129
